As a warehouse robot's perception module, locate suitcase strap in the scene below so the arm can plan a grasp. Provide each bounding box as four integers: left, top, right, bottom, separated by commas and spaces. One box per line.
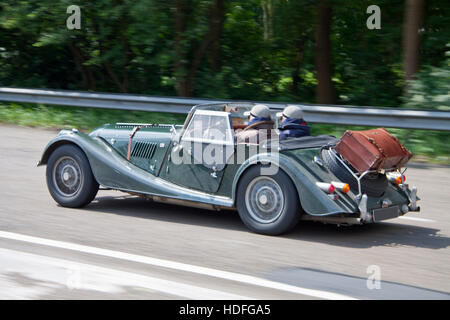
383, 130, 410, 154
359, 132, 387, 170
359, 132, 387, 157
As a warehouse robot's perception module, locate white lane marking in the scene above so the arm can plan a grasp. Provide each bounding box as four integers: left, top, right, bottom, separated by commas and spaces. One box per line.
0, 231, 356, 300
0, 248, 251, 300
0, 271, 56, 299
398, 216, 435, 223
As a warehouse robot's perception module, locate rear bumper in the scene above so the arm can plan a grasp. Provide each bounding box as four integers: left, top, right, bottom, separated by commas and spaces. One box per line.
358, 187, 420, 223
302, 189, 420, 226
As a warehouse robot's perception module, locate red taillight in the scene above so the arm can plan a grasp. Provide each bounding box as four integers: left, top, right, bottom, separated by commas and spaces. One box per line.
316, 182, 335, 194
328, 184, 335, 194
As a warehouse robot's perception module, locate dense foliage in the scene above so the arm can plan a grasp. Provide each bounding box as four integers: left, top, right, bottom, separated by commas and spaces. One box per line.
0, 1, 448, 162
403, 45, 450, 111
0, 0, 448, 108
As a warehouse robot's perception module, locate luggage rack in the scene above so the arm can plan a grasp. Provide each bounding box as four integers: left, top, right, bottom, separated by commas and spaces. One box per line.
327, 148, 398, 199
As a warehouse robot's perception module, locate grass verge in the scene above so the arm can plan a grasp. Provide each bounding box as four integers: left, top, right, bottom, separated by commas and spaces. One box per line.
0, 103, 449, 164
0, 103, 186, 130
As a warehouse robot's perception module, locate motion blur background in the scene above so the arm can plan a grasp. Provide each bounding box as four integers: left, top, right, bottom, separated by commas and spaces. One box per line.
0, 0, 448, 161
0, 1, 449, 300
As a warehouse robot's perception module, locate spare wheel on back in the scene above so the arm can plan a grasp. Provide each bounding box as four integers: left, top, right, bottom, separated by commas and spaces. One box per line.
321, 148, 388, 197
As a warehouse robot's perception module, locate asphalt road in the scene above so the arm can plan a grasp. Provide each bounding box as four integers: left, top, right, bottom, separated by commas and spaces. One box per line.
0, 124, 449, 300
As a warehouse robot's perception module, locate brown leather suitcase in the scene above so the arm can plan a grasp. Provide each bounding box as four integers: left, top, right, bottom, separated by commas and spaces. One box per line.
335, 128, 413, 173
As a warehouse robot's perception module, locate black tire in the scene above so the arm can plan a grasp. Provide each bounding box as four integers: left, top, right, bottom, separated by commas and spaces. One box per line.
46, 144, 99, 208
321, 148, 387, 197
236, 165, 301, 235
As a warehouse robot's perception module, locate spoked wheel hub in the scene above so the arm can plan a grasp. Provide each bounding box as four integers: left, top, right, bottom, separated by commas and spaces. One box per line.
52, 156, 83, 197
245, 176, 285, 224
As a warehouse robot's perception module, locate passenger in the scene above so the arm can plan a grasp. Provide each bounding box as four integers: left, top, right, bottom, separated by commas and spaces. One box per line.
235, 104, 277, 144
277, 105, 310, 140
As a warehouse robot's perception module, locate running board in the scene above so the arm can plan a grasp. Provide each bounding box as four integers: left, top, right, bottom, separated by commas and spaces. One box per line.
301, 215, 362, 226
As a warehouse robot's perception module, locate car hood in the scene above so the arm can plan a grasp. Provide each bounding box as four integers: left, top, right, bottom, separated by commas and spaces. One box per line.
89, 123, 175, 163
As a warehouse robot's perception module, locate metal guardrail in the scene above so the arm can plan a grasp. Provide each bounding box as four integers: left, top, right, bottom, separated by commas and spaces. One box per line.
0, 87, 449, 130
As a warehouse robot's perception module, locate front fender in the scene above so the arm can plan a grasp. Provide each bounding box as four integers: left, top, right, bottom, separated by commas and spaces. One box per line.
38, 129, 233, 207
38, 129, 110, 186
38, 129, 97, 166
231, 152, 357, 216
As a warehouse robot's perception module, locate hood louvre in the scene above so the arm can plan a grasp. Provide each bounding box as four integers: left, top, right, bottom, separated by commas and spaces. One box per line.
131, 141, 157, 159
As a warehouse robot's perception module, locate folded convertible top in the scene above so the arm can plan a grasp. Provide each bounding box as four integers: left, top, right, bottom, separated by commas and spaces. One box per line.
278, 135, 339, 150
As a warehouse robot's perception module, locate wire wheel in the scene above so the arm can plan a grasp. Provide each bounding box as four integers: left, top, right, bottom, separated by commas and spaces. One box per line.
52, 156, 84, 197
46, 144, 99, 208
237, 165, 301, 235
245, 176, 285, 224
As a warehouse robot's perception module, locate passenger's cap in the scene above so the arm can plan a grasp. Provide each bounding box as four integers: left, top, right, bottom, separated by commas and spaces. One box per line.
276, 105, 304, 119
243, 104, 271, 118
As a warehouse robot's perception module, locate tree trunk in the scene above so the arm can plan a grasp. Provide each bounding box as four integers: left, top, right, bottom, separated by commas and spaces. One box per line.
291, 38, 306, 96
209, 0, 226, 73
403, 0, 425, 82
68, 40, 96, 91
261, 0, 274, 41
184, 0, 225, 96
174, 0, 190, 96
119, 14, 132, 93
91, 15, 128, 93
315, 0, 335, 104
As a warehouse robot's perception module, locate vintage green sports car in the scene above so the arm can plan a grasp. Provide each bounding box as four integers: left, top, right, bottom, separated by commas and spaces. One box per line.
38, 103, 420, 235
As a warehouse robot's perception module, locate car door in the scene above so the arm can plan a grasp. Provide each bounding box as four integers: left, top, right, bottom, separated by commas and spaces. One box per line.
160, 110, 235, 193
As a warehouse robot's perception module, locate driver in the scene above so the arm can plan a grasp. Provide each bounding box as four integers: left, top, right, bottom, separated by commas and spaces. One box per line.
235, 104, 277, 144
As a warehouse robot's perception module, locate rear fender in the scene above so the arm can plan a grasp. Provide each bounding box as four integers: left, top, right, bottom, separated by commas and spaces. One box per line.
232, 153, 358, 216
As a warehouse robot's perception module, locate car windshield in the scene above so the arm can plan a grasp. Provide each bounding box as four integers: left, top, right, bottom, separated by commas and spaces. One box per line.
180, 103, 281, 143
183, 111, 233, 144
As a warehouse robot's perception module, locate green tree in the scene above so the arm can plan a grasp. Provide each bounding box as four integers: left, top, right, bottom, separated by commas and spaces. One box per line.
403, 45, 450, 111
